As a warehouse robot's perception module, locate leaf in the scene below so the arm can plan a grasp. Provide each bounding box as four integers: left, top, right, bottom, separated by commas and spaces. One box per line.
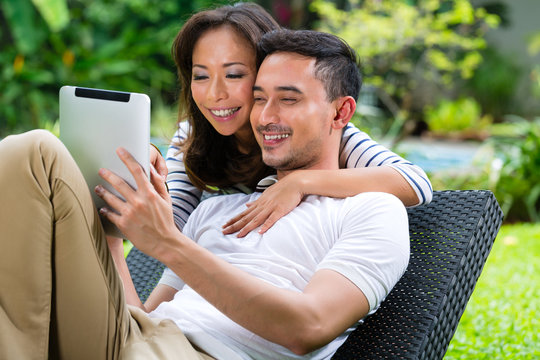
528, 32, 540, 56
31, 0, 69, 32
0, 0, 46, 54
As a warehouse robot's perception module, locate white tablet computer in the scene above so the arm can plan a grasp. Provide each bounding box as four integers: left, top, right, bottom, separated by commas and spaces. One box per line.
59, 86, 150, 237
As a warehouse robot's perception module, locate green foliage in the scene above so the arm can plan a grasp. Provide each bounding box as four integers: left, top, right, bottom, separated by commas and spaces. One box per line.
444, 222, 540, 359
466, 47, 521, 119
427, 117, 540, 222
0, 0, 231, 137
494, 119, 540, 222
424, 97, 492, 136
310, 0, 499, 113
528, 31, 540, 99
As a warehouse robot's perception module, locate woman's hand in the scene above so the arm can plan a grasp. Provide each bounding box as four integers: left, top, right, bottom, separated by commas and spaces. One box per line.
95, 148, 178, 259
222, 173, 305, 237
150, 144, 168, 180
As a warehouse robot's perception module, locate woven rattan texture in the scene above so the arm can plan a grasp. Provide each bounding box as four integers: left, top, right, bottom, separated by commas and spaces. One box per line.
332, 190, 503, 360
126, 190, 503, 359
126, 247, 165, 303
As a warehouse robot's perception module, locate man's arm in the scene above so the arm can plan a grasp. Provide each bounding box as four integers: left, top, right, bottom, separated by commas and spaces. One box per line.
160, 233, 369, 355
96, 148, 371, 354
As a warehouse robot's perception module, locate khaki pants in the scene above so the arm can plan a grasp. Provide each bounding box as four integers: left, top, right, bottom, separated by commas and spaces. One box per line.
0, 130, 212, 360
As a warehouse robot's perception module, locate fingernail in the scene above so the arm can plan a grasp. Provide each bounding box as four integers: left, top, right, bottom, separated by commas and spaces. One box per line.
95, 185, 103, 194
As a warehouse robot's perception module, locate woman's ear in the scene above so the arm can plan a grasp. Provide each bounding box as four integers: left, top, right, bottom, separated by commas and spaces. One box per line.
332, 96, 356, 130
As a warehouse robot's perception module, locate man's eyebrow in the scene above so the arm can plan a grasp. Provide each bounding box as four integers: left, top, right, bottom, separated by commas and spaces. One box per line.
252, 85, 303, 94
276, 86, 303, 94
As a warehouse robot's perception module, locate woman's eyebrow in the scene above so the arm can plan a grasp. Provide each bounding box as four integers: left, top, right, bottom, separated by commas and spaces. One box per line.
192, 62, 247, 69
223, 62, 247, 67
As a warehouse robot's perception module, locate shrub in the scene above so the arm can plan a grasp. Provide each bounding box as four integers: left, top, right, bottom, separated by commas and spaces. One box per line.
0, 0, 230, 137
424, 97, 492, 139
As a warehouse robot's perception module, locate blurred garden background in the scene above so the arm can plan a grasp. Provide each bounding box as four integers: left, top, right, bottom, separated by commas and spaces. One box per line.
1, 0, 538, 358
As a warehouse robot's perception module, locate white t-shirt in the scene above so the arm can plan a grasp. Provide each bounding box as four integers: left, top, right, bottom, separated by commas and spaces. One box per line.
150, 190, 409, 360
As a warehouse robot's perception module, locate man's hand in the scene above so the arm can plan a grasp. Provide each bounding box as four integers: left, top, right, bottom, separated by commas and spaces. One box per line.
95, 147, 178, 260
222, 173, 304, 237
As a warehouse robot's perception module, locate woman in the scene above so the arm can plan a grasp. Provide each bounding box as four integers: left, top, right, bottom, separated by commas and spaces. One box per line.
163, 2, 432, 238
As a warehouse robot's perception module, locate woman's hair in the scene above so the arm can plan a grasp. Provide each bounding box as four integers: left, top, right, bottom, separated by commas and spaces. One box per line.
172, 2, 280, 192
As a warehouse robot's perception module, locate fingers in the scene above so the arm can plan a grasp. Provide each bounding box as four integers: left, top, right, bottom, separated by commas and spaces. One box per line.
116, 147, 150, 191
99, 206, 121, 228
222, 208, 250, 230
96, 167, 134, 204
236, 211, 267, 237
223, 206, 270, 238
150, 144, 168, 180
150, 165, 168, 199
155, 154, 168, 180
222, 208, 253, 235
258, 212, 283, 235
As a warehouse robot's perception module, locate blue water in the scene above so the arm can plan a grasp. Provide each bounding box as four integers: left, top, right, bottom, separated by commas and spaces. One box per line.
396, 139, 480, 173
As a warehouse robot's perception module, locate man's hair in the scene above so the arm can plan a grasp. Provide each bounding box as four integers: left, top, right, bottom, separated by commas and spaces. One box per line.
256, 29, 362, 102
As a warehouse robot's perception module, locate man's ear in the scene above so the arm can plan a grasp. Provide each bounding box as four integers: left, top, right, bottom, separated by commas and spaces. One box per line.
332, 96, 356, 130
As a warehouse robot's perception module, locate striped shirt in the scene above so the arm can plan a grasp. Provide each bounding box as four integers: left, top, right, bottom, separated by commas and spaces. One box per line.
166, 122, 432, 230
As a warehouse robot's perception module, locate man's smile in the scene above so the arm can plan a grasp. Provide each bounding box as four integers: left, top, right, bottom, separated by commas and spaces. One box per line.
263, 134, 289, 141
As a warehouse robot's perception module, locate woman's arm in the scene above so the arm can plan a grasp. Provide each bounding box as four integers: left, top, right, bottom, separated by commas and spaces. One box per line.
223, 122, 432, 237
338, 122, 432, 206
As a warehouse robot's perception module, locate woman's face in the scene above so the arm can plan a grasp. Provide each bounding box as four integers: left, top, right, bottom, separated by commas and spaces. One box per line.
191, 26, 257, 142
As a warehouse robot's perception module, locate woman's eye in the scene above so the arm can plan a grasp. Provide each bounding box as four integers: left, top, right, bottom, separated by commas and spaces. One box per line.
192, 75, 208, 81
226, 73, 245, 79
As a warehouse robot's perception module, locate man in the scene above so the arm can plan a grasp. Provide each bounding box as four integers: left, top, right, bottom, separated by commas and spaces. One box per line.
0, 30, 408, 360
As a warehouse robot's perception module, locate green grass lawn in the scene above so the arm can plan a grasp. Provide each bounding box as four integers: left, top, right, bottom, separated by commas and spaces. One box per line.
444, 223, 540, 359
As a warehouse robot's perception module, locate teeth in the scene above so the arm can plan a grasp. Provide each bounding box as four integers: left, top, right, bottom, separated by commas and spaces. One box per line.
264, 134, 290, 140
211, 107, 239, 117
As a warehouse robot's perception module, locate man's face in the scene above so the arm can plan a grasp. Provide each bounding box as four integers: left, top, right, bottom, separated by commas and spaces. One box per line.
250, 52, 336, 173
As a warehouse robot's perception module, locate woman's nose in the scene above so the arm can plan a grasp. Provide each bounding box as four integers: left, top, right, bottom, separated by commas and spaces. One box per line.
208, 77, 228, 102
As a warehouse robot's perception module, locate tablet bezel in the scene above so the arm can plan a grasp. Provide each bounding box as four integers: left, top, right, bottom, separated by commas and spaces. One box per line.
59, 85, 151, 237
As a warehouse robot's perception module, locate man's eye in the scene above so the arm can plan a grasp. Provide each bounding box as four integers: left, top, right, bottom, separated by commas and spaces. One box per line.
282, 98, 297, 103
253, 96, 266, 103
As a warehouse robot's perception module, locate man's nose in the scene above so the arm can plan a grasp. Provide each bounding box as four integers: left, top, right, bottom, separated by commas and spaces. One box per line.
258, 101, 279, 126
208, 77, 227, 102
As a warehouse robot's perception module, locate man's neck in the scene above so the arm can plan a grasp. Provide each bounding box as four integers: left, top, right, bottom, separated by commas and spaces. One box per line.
276, 162, 339, 181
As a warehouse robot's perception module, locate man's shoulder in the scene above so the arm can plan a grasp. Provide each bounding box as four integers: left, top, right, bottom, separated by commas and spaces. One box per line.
315, 192, 403, 208
340, 192, 407, 219
350, 192, 403, 205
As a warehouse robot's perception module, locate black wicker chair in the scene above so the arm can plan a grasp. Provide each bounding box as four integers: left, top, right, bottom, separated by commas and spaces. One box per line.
126, 190, 503, 360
